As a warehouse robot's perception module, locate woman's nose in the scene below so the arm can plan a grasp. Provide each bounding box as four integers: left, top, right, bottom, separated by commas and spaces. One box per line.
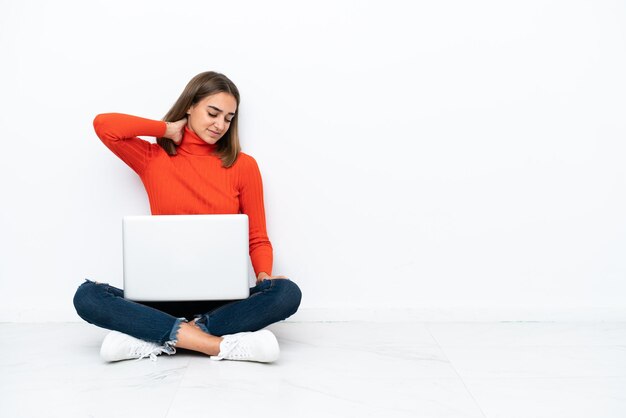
214, 119, 224, 131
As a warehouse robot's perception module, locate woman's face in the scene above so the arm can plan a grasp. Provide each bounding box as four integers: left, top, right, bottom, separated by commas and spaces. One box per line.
186, 92, 237, 145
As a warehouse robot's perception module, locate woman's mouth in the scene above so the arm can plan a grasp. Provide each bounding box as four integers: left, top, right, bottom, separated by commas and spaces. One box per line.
208, 129, 220, 137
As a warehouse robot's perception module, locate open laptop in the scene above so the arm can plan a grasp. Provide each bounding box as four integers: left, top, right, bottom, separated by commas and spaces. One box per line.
122, 214, 250, 302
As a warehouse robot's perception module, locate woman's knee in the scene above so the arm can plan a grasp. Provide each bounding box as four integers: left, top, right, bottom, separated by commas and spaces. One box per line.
271, 279, 302, 317
72, 280, 105, 323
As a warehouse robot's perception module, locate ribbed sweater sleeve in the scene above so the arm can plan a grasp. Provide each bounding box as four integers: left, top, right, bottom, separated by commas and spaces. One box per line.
93, 113, 166, 175
239, 156, 274, 277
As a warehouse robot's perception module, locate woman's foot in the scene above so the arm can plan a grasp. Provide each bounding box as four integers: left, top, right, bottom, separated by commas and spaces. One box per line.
210, 330, 279, 363
100, 331, 175, 362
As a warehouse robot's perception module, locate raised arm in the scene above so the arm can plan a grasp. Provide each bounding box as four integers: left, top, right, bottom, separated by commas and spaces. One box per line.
93, 113, 167, 175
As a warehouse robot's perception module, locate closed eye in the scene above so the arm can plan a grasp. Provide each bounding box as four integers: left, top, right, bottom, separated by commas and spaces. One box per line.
208, 112, 233, 123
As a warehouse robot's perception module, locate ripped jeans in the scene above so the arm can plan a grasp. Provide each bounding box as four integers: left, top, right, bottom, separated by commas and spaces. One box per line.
72, 278, 302, 348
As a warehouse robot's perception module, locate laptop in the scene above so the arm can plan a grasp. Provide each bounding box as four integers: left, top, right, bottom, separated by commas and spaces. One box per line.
122, 214, 250, 302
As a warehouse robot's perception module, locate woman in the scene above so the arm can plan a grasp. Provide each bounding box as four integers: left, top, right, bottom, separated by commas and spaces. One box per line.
73, 71, 302, 363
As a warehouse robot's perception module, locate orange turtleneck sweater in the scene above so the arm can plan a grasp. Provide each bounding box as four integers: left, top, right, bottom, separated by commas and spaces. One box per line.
93, 112, 273, 277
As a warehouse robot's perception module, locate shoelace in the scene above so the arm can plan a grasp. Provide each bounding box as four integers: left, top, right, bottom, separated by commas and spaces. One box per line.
130, 341, 177, 362
220, 337, 252, 360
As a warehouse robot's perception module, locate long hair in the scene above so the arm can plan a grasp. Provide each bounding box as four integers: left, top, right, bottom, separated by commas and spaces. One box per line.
158, 71, 241, 168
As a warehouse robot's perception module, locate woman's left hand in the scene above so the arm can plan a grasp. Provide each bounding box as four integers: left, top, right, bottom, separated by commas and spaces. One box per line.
256, 272, 288, 285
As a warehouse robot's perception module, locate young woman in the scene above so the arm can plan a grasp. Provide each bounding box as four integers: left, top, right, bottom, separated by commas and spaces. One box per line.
73, 71, 302, 363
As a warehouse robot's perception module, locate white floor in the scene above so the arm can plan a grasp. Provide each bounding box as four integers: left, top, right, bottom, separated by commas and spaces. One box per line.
1, 321, 625, 418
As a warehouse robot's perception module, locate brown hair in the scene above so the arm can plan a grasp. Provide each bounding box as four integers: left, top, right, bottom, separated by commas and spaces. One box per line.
158, 71, 241, 168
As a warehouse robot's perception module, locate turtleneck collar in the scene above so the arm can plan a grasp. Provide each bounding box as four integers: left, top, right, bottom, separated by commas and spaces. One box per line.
177, 125, 218, 156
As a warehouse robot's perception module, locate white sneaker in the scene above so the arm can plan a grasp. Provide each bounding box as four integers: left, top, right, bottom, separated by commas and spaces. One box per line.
210, 330, 279, 363
100, 331, 176, 362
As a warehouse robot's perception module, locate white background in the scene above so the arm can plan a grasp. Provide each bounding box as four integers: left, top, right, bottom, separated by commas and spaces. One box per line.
1, 0, 625, 321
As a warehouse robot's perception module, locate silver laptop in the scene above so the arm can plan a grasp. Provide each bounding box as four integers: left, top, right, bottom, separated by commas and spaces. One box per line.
122, 214, 250, 301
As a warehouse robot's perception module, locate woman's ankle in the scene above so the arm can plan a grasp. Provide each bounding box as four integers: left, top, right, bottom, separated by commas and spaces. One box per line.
175, 322, 223, 356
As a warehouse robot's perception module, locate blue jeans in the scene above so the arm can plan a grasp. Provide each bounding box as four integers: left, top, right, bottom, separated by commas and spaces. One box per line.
73, 278, 302, 347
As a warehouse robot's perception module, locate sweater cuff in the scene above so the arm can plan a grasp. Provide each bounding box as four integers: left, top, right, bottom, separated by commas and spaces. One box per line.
158, 121, 167, 137
251, 248, 273, 278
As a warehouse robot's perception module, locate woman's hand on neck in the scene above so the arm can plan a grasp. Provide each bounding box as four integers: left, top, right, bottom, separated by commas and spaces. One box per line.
164, 118, 187, 145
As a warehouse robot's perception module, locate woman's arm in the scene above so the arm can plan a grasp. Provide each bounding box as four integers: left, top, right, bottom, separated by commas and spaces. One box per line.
238, 155, 274, 279
93, 113, 184, 175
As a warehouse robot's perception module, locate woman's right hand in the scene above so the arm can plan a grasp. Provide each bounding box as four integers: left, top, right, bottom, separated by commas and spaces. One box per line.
163, 118, 187, 145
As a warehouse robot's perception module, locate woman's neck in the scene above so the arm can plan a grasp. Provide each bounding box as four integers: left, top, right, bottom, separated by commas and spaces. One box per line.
177, 125, 218, 156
